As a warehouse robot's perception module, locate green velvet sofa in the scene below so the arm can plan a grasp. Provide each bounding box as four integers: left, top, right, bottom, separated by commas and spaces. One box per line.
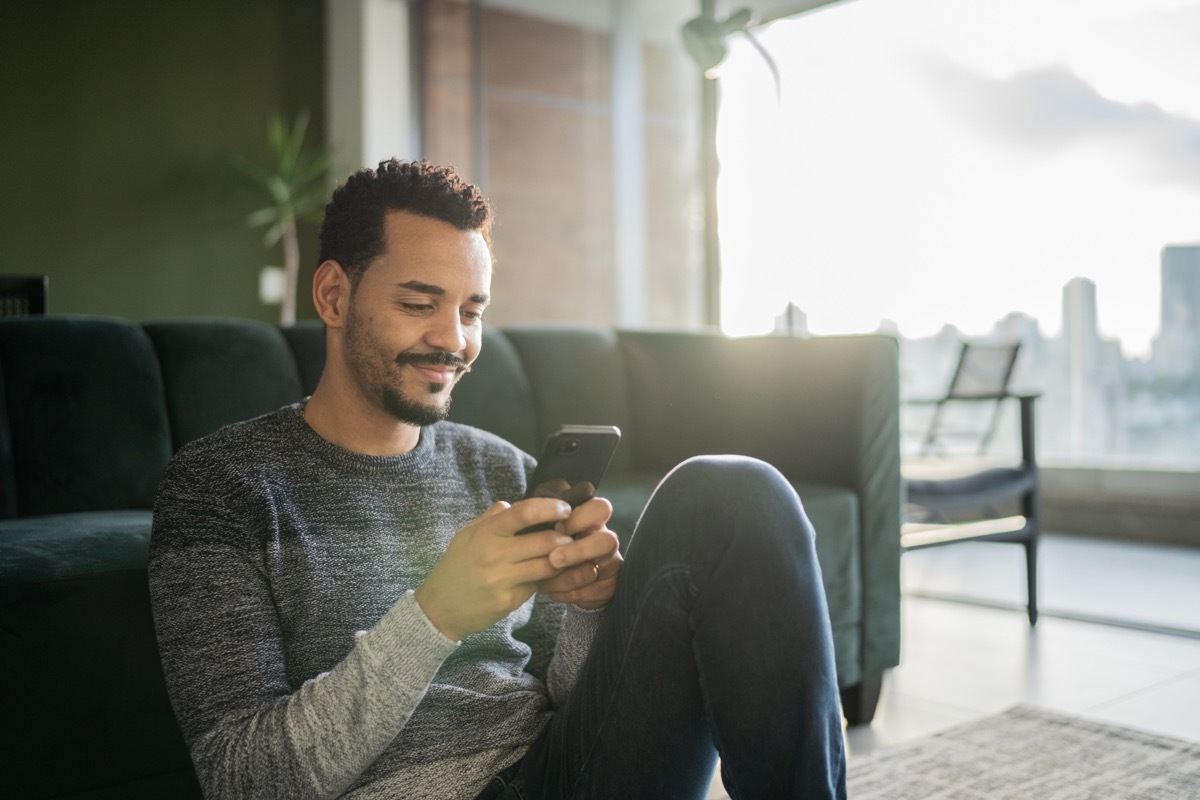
0, 315, 901, 799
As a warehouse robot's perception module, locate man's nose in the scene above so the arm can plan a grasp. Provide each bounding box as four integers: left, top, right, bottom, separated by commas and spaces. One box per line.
425, 308, 467, 353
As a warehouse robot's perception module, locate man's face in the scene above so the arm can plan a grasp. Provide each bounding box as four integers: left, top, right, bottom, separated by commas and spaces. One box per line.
342, 210, 492, 426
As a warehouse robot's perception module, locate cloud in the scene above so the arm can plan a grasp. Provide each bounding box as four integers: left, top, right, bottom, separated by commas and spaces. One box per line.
907, 51, 1200, 190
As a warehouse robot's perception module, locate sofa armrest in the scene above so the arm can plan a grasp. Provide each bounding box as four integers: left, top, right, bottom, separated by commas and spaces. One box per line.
618, 331, 901, 678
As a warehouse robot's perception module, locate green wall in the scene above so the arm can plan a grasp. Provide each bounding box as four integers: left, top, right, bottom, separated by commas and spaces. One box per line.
0, 0, 326, 322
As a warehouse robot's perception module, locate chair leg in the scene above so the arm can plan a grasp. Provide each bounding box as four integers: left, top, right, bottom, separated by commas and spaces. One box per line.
1024, 537, 1038, 626
840, 673, 884, 727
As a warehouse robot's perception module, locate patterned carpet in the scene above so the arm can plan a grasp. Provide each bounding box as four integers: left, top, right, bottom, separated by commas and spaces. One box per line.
847, 705, 1200, 799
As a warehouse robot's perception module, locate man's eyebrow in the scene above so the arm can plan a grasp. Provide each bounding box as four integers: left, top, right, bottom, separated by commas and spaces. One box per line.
397, 280, 489, 306
396, 280, 446, 296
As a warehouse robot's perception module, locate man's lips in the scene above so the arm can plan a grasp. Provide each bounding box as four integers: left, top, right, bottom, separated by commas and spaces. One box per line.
395, 353, 470, 385
410, 363, 459, 384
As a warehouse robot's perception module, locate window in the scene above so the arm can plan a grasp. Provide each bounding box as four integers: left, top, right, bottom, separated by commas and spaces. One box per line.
716, 0, 1200, 468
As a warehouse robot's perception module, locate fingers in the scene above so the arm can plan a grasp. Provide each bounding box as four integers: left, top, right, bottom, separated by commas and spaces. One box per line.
557, 497, 613, 538
547, 512, 618, 570
417, 495, 622, 640
541, 557, 606, 593
539, 519, 621, 608
416, 502, 576, 640
541, 548, 623, 609
499, 497, 575, 538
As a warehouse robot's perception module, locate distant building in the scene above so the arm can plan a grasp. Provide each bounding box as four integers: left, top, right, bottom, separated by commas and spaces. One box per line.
1061, 277, 1104, 457
1151, 244, 1200, 381
773, 302, 808, 336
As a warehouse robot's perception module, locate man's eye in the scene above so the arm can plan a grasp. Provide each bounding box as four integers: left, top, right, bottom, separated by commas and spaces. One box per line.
462, 309, 485, 322
400, 303, 434, 313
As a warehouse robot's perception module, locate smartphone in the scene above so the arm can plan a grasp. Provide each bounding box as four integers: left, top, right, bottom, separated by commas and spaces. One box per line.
516, 424, 621, 534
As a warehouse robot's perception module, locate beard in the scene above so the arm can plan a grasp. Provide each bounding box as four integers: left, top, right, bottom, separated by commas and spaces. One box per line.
380, 354, 458, 426
344, 307, 470, 427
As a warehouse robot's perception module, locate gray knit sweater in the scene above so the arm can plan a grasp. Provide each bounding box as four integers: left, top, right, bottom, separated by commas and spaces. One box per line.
148, 404, 602, 799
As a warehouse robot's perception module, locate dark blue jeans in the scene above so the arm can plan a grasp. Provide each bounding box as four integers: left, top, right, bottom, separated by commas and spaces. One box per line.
477, 456, 847, 799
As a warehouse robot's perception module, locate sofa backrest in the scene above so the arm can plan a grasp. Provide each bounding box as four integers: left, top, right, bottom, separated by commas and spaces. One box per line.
145, 318, 306, 451
501, 326, 636, 473
280, 320, 327, 395
0, 316, 173, 517
619, 331, 899, 492
0, 316, 897, 525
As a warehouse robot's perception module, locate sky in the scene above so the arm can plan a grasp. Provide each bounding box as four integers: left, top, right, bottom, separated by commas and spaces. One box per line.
714, 0, 1200, 357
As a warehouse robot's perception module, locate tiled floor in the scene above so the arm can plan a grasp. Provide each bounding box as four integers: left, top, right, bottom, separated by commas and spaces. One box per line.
707, 533, 1200, 799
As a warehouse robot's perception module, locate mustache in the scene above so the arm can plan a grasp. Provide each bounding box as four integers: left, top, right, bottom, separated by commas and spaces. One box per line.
394, 351, 472, 373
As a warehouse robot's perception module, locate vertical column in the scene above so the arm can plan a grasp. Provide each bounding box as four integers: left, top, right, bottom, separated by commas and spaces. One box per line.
326, 0, 419, 178
612, 0, 648, 328
700, 0, 722, 329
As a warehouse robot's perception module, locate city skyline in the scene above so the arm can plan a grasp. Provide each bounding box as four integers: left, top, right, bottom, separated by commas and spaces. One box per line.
897, 243, 1200, 467
776, 246, 1194, 362
868, 242, 1197, 362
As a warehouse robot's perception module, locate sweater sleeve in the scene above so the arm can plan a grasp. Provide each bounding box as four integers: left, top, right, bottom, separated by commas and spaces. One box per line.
149, 456, 458, 800
545, 606, 605, 705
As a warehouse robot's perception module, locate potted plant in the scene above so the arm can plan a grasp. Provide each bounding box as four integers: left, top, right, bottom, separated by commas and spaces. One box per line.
235, 111, 330, 325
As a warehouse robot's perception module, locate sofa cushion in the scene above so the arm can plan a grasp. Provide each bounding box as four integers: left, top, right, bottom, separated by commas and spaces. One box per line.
0, 316, 172, 517
145, 318, 306, 450
0, 364, 17, 519
793, 481, 862, 685
0, 510, 198, 799
0, 510, 153, 585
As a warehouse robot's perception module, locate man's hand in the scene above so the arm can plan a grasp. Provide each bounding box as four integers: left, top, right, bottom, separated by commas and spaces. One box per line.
414, 499, 576, 642
537, 497, 622, 610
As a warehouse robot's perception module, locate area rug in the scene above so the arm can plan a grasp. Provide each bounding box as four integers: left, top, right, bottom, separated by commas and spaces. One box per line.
847, 705, 1200, 799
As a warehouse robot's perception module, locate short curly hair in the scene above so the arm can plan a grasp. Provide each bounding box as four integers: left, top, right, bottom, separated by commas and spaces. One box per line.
318, 159, 493, 286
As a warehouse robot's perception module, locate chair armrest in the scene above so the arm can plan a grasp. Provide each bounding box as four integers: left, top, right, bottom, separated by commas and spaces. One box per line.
946, 391, 1040, 401
907, 391, 1041, 404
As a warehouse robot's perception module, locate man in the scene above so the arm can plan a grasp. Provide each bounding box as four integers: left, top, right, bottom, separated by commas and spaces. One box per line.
149, 159, 846, 799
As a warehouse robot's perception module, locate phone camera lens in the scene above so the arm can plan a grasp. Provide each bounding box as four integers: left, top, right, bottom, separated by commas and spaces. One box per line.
561, 439, 580, 453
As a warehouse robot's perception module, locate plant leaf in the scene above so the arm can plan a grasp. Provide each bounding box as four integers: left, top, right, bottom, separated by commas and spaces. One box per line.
245, 206, 281, 229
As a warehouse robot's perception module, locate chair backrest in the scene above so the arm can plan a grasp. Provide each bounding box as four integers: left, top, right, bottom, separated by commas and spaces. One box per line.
917, 339, 1021, 457
946, 341, 1021, 399
0, 276, 48, 317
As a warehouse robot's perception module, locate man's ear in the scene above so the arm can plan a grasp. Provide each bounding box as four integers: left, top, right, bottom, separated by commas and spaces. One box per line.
313, 260, 351, 327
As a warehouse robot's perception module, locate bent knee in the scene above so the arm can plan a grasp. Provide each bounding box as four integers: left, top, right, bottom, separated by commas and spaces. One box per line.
641, 454, 816, 553
656, 455, 806, 526
662, 454, 791, 496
